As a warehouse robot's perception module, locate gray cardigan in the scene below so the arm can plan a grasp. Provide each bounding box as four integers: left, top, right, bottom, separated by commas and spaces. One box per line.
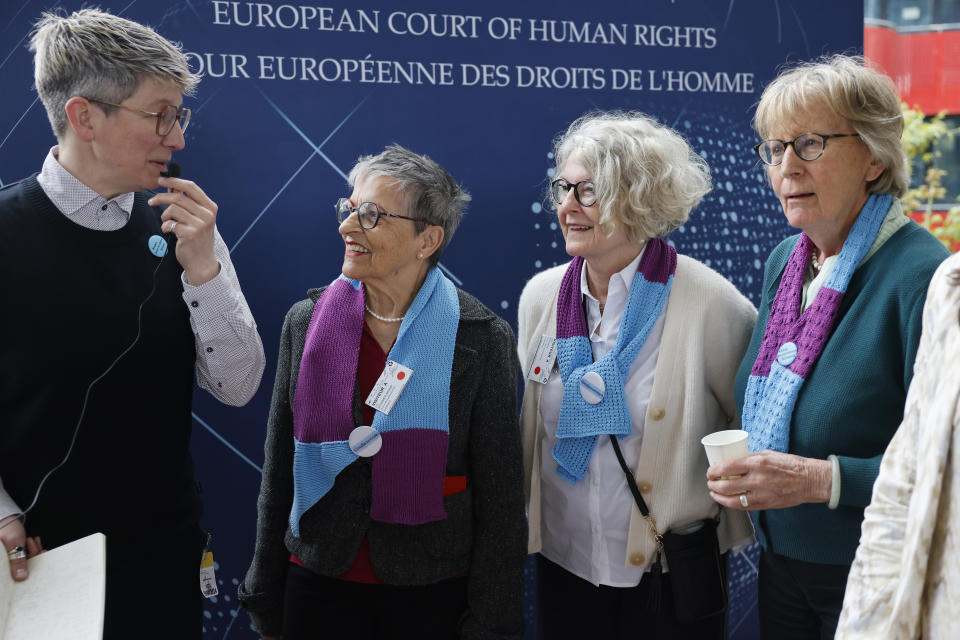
239, 286, 527, 639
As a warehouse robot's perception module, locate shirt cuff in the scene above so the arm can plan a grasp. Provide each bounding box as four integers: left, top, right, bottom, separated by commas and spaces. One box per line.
827, 454, 841, 510
181, 264, 231, 322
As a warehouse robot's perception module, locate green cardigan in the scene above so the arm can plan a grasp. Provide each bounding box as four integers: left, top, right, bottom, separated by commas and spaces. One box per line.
734, 221, 949, 565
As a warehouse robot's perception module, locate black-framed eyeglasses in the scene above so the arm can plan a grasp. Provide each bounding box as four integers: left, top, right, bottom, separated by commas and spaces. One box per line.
87, 98, 191, 136
753, 132, 860, 165
336, 198, 427, 230
550, 178, 597, 207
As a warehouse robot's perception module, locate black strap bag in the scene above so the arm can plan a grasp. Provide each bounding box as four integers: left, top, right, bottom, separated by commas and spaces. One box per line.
609, 435, 727, 623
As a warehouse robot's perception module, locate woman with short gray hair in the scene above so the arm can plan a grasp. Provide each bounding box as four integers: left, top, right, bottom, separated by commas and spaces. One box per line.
30, 8, 198, 139
1, 7, 267, 640
707, 54, 950, 639
240, 144, 526, 639
518, 111, 756, 638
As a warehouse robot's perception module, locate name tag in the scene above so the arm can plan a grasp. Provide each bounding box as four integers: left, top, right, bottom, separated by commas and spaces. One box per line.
199, 551, 218, 598
365, 360, 414, 414
527, 335, 557, 384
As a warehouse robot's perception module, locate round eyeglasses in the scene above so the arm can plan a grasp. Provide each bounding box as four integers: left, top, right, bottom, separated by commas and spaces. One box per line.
550, 178, 597, 207
87, 98, 191, 136
336, 198, 427, 230
753, 132, 860, 166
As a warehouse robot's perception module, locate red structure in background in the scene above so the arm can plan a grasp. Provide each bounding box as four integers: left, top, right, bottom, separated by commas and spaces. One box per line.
865, 24, 960, 114
864, 2, 960, 246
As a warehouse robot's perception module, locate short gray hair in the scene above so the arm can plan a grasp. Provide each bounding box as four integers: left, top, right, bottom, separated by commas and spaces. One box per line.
753, 54, 907, 198
348, 144, 470, 266
30, 8, 200, 139
552, 111, 711, 243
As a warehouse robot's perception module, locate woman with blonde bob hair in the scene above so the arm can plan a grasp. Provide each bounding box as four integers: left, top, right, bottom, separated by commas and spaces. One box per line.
706, 55, 950, 639
518, 111, 756, 638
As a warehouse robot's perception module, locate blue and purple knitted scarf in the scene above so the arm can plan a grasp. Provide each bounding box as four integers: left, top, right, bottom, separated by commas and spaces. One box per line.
553, 238, 677, 483
743, 193, 891, 453
288, 267, 459, 536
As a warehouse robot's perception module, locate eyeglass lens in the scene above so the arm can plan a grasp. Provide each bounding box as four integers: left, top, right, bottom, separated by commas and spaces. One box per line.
337, 200, 380, 229
551, 179, 597, 206
759, 133, 825, 164
159, 105, 190, 136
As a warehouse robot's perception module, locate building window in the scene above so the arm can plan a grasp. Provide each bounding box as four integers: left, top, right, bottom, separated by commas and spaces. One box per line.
909, 115, 960, 210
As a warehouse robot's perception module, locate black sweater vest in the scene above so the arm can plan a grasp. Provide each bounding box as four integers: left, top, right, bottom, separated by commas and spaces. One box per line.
0, 176, 200, 547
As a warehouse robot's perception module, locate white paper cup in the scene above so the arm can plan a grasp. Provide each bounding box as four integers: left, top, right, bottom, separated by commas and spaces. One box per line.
701, 430, 748, 475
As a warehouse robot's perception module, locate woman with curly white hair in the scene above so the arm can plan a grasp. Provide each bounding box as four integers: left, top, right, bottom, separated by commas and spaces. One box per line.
518, 111, 756, 638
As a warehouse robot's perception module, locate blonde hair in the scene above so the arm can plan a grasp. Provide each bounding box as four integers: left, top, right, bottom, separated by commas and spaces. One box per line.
30, 8, 200, 139
551, 111, 711, 242
753, 54, 906, 197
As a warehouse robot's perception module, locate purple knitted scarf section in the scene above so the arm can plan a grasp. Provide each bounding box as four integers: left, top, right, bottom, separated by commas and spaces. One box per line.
743, 193, 891, 454
749, 232, 842, 379
294, 277, 364, 444
290, 273, 456, 528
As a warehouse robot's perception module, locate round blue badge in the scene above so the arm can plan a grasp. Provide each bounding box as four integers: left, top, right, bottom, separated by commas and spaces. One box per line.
148, 235, 168, 258
777, 341, 798, 367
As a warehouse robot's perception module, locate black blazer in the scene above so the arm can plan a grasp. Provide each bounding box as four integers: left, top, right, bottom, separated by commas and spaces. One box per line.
239, 286, 527, 639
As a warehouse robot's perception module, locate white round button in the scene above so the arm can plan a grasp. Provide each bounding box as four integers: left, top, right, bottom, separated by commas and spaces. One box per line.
579, 371, 605, 404
777, 341, 798, 367
348, 426, 382, 457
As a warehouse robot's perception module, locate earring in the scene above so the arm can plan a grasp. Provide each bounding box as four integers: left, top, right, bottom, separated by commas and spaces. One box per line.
418, 253, 423, 259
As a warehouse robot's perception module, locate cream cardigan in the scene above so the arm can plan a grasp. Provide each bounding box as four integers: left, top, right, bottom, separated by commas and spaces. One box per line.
518, 255, 757, 570
837, 253, 960, 640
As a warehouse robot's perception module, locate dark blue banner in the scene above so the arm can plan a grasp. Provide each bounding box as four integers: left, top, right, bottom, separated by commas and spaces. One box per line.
0, 1, 862, 637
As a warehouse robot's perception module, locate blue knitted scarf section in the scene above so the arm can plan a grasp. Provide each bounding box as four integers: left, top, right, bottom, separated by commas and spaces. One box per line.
553, 239, 677, 484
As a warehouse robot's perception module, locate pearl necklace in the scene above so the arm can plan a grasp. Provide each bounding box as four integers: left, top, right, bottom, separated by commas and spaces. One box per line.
811, 253, 822, 273
365, 304, 405, 323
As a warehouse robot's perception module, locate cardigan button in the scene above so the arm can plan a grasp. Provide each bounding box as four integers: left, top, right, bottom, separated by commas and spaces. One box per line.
629, 553, 645, 566
637, 481, 652, 493
650, 407, 665, 421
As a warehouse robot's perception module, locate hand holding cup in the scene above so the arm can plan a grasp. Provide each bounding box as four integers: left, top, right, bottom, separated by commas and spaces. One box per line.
701, 429, 748, 479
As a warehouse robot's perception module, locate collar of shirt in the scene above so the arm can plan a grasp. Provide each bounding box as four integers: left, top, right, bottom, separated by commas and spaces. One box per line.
36, 147, 136, 229
579, 246, 646, 346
